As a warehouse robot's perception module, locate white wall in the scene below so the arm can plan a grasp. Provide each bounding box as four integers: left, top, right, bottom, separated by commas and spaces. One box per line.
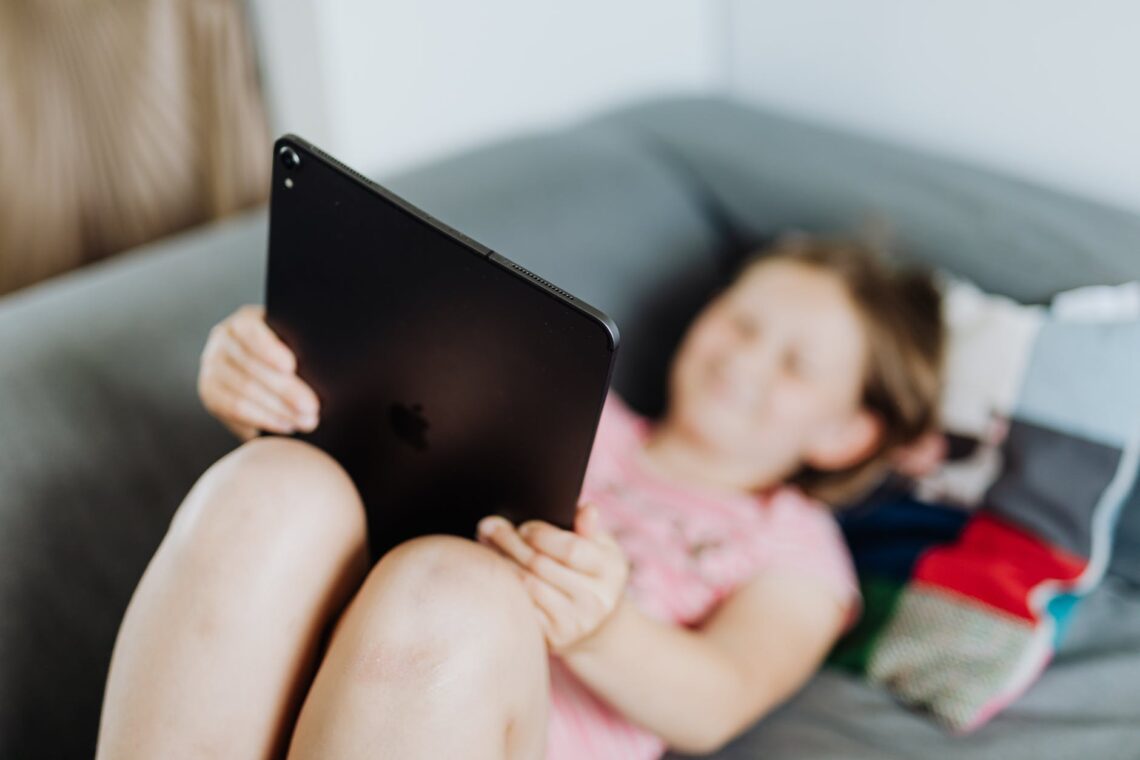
250, 0, 726, 178
246, 0, 333, 150
249, 1, 1140, 211
724, 0, 1140, 211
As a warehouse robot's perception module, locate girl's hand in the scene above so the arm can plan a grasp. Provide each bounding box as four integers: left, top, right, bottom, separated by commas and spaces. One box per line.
197, 304, 321, 441
476, 504, 629, 656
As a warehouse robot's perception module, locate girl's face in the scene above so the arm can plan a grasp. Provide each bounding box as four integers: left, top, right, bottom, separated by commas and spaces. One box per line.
663, 259, 882, 485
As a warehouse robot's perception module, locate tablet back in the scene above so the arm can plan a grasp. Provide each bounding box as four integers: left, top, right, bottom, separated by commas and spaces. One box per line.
265, 135, 619, 560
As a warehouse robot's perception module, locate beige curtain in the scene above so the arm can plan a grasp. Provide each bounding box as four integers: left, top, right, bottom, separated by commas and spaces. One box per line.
0, 0, 272, 296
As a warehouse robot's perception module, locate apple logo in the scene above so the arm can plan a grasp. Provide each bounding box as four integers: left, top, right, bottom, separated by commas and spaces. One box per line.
390, 401, 430, 451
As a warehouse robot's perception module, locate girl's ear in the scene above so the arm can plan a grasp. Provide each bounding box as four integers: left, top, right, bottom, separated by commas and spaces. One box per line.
803, 410, 884, 471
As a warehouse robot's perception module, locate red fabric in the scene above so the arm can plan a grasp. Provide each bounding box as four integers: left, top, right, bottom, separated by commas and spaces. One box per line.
912, 513, 1086, 621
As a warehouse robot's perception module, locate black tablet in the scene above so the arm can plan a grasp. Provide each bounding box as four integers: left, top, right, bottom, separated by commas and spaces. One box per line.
264, 134, 620, 560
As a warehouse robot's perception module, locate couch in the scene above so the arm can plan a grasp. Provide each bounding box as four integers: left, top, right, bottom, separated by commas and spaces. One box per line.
3, 96, 1139, 759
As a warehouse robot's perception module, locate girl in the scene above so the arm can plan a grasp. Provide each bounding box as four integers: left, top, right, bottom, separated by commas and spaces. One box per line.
95, 233, 944, 759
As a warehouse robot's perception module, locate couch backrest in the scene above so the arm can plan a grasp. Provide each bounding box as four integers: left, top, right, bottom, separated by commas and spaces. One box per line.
596, 96, 1140, 303
380, 125, 726, 417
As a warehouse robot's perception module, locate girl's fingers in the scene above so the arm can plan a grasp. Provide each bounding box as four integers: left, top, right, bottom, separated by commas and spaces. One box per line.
478, 516, 623, 653
231, 305, 297, 373
536, 611, 556, 644
521, 572, 577, 638
475, 532, 513, 563
516, 520, 608, 576
223, 419, 260, 442
210, 354, 304, 433
480, 519, 592, 600
236, 426, 259, 442
522, 546, 589, 599
221, 332, 319, 422
214, 349, 300, 421
527, 586, 557, 643
477, 517, 539, 568
574, 503, 600, 537
212, 385, 297, 435
198, 306, 317, 439
227, 315, 320, 416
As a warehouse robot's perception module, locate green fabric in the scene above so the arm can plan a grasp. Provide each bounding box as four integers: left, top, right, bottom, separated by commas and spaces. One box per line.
828, 576, 907, 673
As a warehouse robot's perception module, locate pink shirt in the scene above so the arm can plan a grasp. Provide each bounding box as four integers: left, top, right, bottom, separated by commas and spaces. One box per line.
545, 390, 860, 760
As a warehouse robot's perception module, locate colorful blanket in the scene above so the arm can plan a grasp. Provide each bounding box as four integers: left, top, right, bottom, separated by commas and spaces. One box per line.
828, 278, 1140, 732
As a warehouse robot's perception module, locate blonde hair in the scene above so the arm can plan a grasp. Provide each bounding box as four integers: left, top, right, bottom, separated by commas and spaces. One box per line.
733, 232, 945, 506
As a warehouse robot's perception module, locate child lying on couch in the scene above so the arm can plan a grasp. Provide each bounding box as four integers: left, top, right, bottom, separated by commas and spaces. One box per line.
96, 233, 944, 759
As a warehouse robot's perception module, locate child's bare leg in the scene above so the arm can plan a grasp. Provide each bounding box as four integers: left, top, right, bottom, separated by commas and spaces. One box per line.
287, 534, 551, 760
96, 436, 369, 760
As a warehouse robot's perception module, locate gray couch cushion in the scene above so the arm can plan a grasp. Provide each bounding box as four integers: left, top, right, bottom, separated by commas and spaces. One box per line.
0, 211, 265, 756
596, 96, 1140, 304
382, 125, 725, 417
668, 575, 1140, 760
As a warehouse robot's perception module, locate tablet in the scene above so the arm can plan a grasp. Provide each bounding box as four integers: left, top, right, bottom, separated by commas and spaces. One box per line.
263, 134, 620, 560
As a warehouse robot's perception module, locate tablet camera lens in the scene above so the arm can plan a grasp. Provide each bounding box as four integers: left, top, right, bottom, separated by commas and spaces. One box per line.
278, 146, 301, 170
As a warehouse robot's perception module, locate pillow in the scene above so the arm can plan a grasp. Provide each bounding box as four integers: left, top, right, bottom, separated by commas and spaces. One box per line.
828, 276, 1140, 733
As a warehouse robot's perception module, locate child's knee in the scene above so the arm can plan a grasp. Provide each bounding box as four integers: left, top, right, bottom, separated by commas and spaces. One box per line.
353, 535, 540, 650
217, 436, 359, 507
166, 436, 366, 571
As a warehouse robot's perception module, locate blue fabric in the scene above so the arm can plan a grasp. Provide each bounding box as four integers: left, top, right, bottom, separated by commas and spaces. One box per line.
837, 495, 968, 581
1015, 320, 1140, 448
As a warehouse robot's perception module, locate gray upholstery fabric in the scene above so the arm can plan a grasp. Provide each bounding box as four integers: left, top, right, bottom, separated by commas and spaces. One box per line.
0, 212, 265, 757
668, 575, 1140, 760
2, 95, 1139, 758
594, 96, 1140, 304
380, 126, 725, 419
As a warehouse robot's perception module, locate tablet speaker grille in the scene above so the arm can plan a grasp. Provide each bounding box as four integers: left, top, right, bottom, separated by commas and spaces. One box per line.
509, 263, 575, 301
305, 142, 374, 190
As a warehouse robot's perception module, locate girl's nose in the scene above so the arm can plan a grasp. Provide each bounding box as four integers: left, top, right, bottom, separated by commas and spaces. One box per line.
717, 352, 770, 405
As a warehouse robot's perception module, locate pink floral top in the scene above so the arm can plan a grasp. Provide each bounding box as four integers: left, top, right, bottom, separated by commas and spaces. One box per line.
544, 389, 861, 760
